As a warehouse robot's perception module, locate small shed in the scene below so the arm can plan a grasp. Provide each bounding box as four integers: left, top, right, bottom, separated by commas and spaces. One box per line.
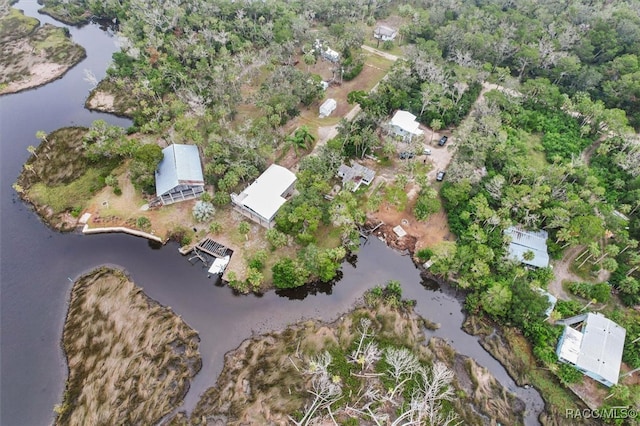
322, 47, 340, 63
319, 98, 337, 117
374, 25, 398, 41
154, 144, 205, 205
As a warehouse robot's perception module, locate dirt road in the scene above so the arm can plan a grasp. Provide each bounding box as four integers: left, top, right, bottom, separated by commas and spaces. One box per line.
548, 245, 585, 301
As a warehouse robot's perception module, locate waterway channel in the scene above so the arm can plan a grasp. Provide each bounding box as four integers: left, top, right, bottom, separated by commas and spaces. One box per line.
0, 2, 544, 424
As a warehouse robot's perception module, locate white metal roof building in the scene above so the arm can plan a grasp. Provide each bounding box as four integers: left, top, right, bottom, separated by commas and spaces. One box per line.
504, 226, 550, 268
556, 313, 626, 387
320, 98, 337, 118
231, 164, 296, 228
154, 144, 205, 205
389, 110, 424, 141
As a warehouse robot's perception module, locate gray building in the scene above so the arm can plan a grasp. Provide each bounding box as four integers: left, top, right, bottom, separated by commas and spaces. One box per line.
504, 226, 550, 268
556, 313, 626, 387
337, 162, 375, 192
154, 144, 205, 206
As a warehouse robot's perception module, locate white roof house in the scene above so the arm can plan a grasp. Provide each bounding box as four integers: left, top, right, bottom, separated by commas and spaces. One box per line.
504, 226, 550, 268
556, 313, 626, 387
389, 110, 424, 141
231, 164, 296, 228
320, 98, 337, 117
374, 25, 398, 41
154, 144, 205, 205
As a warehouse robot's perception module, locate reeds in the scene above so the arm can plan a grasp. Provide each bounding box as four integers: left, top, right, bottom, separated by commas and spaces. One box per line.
56, 268, 201, 426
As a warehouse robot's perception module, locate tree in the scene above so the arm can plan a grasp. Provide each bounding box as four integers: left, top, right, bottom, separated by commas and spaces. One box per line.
272, 258, 309, 289
27, 145, 38, 158
429, 118, 442, 144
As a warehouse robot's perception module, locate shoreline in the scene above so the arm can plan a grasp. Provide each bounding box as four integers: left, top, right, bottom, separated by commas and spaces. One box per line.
0, 58, 86, 96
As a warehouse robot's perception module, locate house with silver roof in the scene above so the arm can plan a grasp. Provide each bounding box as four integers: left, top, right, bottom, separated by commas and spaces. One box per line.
337, 162, 375, 192
504, 226, 550, 268
154, 144, 205, 206
231, 164, 296, 228
389, 110, 424, 142
556, 313, 626, 387
374, 25, 398, 41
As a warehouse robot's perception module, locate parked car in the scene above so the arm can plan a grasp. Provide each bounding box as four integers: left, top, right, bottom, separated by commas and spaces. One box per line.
436, 170, 446, 181
423, 147, 432, 155
399, 151, 415, 160
438, 135, 448, 146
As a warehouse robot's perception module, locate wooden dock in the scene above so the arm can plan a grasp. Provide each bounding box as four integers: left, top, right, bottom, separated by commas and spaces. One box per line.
195, 238, 229, 258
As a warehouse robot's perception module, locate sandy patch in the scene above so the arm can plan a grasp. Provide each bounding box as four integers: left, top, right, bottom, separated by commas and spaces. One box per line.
86, 90, 115, 111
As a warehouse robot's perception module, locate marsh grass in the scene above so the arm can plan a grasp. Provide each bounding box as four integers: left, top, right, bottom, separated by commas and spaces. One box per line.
56, 268, 201, 426
191, 297, 525, 425
0, 8, 39, 44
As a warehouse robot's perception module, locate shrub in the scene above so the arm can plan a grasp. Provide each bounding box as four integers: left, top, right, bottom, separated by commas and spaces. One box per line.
557, 363, 583, 385
192, 200, 215, 222
266, 228, 288, 250
136, 216, 151, 230
248, 250, 267, 271
416, 248, 433, 262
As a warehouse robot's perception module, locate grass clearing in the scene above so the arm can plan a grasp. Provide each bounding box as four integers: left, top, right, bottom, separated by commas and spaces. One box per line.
56, 268, 201, 426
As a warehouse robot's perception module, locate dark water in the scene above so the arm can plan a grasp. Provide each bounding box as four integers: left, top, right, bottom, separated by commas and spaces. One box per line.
0, 2, 544, 425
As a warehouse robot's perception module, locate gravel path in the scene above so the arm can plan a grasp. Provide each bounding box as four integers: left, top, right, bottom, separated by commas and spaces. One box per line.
548, 245, 584, 301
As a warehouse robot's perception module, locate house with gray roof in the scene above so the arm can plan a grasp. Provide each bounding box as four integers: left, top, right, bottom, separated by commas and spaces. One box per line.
374, 25, 398, 41
556, 313, 626, 387
154, 144, 205, 206
504, 226, 550, 268
337, 162, 376, 192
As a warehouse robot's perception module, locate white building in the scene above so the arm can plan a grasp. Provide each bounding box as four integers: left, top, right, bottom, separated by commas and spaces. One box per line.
231, 164, 296, 228
154, 144, 205, 206
319, 98, 337, 117
374, 25, 398, 41
389, 110, 424, 141
556, 313, 626, 387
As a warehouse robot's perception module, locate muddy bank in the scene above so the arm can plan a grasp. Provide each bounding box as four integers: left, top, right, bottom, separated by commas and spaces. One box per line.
85, 78, 138, 117
185, 292, 526, 425
0, 9, 86, 95
56, 267, 201, 425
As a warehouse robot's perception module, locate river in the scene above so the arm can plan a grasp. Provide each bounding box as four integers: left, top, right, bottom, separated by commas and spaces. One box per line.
0, 2, 544, 425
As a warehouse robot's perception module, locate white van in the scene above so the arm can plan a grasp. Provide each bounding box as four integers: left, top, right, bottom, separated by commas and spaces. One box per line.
423, 147, 432, 155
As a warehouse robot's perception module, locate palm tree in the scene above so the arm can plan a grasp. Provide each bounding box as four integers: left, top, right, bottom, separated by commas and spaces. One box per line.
287, 126, 316, 156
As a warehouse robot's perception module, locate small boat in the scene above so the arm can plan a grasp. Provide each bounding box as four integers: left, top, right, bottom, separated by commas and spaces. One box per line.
207, 255, 230, 276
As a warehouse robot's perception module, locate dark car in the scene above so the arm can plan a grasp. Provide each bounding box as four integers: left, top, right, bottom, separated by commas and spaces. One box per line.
438, 135, 448, 146
399, 151, 415, 160
436, 170, 446, 181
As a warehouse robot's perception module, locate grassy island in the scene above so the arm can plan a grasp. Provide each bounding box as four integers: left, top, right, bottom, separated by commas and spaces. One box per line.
55, 267, 201, 425
0, 8, 86, 94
